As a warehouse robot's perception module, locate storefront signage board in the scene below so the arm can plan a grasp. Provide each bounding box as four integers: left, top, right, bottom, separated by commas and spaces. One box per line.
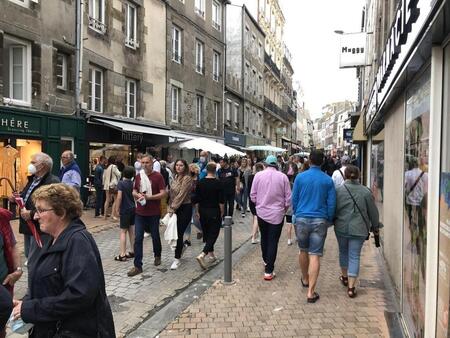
0, 111, 42, 136
343, 128, 354, 141
338, 32, 367, 68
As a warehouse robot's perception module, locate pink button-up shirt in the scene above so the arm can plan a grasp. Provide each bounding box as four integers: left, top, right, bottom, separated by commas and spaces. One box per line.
250, 167, 292, 224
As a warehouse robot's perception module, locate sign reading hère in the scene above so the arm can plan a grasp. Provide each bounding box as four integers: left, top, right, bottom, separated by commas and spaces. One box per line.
0, 113, 41, 135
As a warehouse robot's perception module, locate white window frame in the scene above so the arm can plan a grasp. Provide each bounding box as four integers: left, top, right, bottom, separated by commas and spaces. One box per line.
56, 53, 68, 90
5, 36, 32, 106
171, 85, 180, 122
172, 26, 182, 63
194, 0, 205, 18
226, 100, 232, 122
125, 2, 139, 49
213, 101, 219, 130
88, 0, 106, 34
212, 1, 221, 31
8, 0, 30, 8
125, 78, 137, 118
89, 66, 103, 113
195, 40, 204, 74
233, 103, 239, 127
196, 95, 203, 127
213, 51, 220, 82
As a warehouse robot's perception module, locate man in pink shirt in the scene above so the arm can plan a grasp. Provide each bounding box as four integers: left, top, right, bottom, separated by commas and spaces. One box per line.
250, 155, 292, 280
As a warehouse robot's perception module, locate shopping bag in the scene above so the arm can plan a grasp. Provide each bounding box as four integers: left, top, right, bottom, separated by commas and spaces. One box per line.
164, 214, 178, 250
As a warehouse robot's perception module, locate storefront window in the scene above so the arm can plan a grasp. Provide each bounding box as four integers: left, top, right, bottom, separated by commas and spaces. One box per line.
437, 44, 450, 338
403, 66, 430, 337
370, 141, 384, 222
89, 143, 132, 173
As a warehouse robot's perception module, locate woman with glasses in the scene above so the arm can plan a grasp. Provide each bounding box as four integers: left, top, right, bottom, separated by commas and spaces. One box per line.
11, 183, 115, 337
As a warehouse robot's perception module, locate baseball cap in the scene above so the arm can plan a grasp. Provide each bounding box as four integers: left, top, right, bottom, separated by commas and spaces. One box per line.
264, 155, 277, 166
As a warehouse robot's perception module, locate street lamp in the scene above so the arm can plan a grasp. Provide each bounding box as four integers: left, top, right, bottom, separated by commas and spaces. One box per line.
334, 30, 344, 35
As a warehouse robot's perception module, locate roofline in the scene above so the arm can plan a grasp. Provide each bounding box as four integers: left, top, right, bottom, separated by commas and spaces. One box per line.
242, 5, 266, 38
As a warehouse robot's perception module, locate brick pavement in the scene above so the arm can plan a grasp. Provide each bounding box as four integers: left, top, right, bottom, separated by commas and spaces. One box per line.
7, 209, 255, 338
159, 228, 398, 338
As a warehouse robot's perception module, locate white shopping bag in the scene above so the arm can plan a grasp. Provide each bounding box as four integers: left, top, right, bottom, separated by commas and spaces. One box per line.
161, 213, 171, 226
164, 214, 178, 250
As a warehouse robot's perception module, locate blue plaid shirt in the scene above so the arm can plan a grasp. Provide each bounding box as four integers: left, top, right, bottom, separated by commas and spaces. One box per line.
24, 176, 43, 203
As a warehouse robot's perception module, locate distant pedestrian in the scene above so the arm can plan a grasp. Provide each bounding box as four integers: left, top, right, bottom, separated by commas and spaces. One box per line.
184, 163, 202, 245
115, 166, 136, 262
237, 158, 252, 217
94, 155, 107, 217
217, 158, 239, 220
194, 162, 224, 269
248, 163, 264, 244
250, 155, 291, 281
128, 155, 166, 277
103, 156, 121, 221
284, 161, 298, 245
292, 150, 336, 303
168, 159, 193, 270
332, 155, 351, 187
198, 150, 209, 180
59, 150, 82, 191
334, 165, 381, 298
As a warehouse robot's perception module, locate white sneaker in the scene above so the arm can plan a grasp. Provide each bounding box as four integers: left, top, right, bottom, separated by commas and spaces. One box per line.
251, 238, 259, 244
207, 255, 217, 263
287, 239, 292, 246
241, 213, 245, 218
24, 260, 28, 267
196, 253, 207, 270
170, 259, 181, 270
247, 207, 251, 212
144, 232, 150, 238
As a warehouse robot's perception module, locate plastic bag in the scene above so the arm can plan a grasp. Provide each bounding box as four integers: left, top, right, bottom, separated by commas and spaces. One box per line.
163, 214, 178, 250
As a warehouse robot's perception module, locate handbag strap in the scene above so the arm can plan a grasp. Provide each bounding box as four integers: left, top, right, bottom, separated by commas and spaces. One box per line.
407, 170, 425, 196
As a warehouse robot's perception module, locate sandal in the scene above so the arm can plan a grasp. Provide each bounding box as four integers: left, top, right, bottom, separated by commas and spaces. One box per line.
114, 255, 127, 262
301, 278, 309, 288
339, 275, 349, 287
125, 252, 135, 258
347, 287, 357, 298
307, 292, 320, 303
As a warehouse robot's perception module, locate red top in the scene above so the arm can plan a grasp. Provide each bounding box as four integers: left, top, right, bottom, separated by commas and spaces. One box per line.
134, 171, 166, 216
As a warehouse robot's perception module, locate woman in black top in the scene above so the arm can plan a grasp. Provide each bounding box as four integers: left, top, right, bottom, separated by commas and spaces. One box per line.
194, 162, 224, 269
248, 162, 265, 244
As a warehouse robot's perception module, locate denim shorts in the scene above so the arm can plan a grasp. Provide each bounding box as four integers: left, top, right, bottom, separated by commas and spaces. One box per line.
295, 218, 328, 256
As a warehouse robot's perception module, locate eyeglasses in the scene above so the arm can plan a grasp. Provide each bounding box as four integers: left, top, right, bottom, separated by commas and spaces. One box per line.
35, 208, 54, 216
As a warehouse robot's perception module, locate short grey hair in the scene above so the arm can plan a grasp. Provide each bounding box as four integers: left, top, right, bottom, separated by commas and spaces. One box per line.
63, 150, 75, 161
34, 152, 53, 171
141, 154, 153, 161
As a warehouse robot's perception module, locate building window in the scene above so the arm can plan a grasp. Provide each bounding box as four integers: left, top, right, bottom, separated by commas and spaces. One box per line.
8, 0, 30, 8
172, 26, 182, 63
213, 51, 220, 82
196, 95, 203, 127
212, 1, 221, 31
2, 36, 31, 106
125, 78, 136, 118
252, 110, 256, 134
226, 100, 232, 122
195, 40, 204, 74
88, 0, 106, 34
56, 53, 67, 90
213, 101, 219, 130
88, 66, 103, 113
233, 103, 239, 127
245, 26, 250, 47
194, 0, 205, 18
125, 2, 139, 49
171, 85, 180, 122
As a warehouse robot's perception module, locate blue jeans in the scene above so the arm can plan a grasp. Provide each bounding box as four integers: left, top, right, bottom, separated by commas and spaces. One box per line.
295, 218, 328, 256
240, 186, 248, 212
134, 214, 161, 269
336, 235, 365, 277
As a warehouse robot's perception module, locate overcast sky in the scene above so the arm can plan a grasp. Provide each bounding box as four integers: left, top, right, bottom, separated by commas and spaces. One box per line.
279, 0, 365, 119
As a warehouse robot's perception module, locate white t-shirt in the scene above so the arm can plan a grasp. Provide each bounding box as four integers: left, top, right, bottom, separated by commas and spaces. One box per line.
332, 166, 347, 187
153, 159, 161, 173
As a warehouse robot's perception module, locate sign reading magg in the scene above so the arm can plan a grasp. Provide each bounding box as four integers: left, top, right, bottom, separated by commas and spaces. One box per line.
339, 33, 367, 68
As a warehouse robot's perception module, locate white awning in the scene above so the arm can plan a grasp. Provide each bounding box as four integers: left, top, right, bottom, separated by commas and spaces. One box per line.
91, 118, 191, 140
177, 137, 245, 157
246, 145, 287, 153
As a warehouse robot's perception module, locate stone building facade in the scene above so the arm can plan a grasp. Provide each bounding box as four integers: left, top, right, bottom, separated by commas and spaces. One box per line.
165, 0, 227, 140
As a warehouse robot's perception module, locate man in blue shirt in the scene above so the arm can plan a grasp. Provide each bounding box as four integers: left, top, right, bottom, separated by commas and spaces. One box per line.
291, 150, 336, 303
59, 150, 82, 191
198, 150, 209, 180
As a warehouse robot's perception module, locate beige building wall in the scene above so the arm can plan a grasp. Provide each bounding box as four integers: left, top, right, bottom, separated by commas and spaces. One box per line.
382, 96, 405, 296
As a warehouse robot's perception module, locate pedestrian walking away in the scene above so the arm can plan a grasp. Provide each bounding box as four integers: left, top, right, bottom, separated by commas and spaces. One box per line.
11, 183, 115, 338
250, 155, 291, 281
184, 163, 202, 246
168, 159, 193, 270
115, 166, 136, 262
217, 157, 240, 220
292, 150, 336, 303
193, 162, 225, 269
331, 155, 351, 188
238, 158, 252, 218
128, 154, 166, 277
334, 165, 382, 298
284, 161, 299, 245
103, 156, 121, 221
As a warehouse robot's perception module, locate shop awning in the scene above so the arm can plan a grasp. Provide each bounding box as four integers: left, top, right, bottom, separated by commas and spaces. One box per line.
176, 137, 245, 157
91, 117, 191, 140
247, 145, 287, 153
352, 115, 367, 142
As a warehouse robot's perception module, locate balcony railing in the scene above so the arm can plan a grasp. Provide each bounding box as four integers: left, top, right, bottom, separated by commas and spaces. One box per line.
264, 97, 288, 121
288, 107, 296, 118
264, 52, 281, 79
88, 17, 107, 34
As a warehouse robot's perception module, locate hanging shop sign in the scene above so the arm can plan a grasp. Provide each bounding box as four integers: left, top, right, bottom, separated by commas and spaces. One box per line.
365, 0, 435, 130
338, 33, 367, 68
343, 128, 354, 141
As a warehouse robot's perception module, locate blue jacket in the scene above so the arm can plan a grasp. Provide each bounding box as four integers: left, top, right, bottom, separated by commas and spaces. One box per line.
292, 166, 336, 222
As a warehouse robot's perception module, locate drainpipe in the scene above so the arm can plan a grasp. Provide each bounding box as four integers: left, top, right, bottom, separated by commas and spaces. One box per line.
222, 1, 230, 140
75, 0, 84, 117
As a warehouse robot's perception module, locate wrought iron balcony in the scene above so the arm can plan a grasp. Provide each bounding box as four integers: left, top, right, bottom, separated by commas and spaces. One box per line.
264, 52, 281, 79
264, 97, 288, 121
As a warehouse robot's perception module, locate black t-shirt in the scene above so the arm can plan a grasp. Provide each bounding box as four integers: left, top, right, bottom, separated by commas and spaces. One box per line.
117, 180, 135, 214
194, 178, 224, 208
217, 167, 238, 194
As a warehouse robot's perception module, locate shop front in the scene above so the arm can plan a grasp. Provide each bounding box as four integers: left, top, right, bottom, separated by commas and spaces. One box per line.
363, 1, 450, 336
0, 107, 86, 205
224, 130, 246, 150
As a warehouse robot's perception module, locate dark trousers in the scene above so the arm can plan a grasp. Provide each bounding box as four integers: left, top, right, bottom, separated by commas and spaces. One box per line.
223, 192, 235, 218
175, 204, 193, 259
200, 207, 221, 254
95, 186, 105, 216
258, 217, 283, 274
0, 285, 12, 334
134, 214, 161, 269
